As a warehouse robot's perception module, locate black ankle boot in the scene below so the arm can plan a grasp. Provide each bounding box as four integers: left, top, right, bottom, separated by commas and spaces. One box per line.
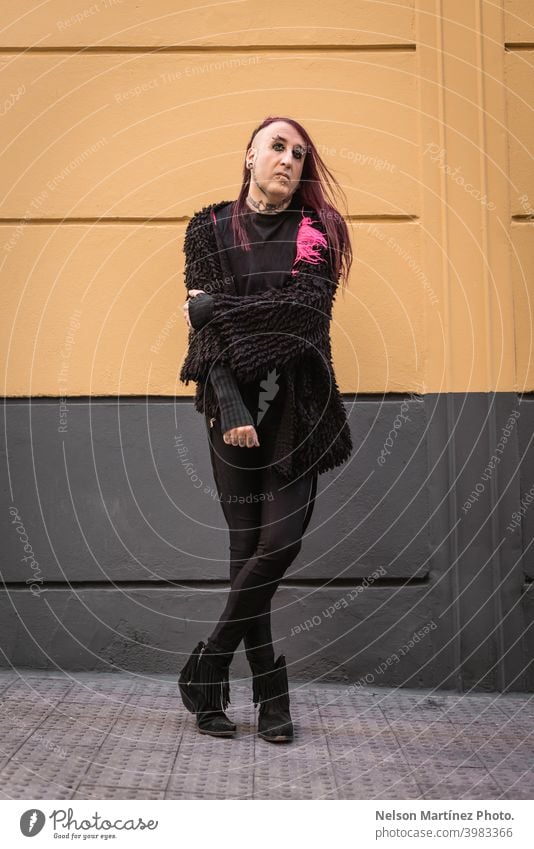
178, 641, 236, 737
251, 654, 294, 743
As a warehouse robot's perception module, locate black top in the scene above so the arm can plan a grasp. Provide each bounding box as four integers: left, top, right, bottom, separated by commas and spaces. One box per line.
214, 194, 302, 296
188, 192, 307, 434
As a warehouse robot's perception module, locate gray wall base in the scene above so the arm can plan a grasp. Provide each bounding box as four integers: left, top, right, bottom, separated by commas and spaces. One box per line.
1, 394, 532, 690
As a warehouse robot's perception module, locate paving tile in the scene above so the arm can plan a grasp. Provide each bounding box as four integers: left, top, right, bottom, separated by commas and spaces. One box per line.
441, 697, 519, 724
495, 698, 534, 721
466, 721, 529, 742
166, 768, 253, 800
440, 717, 528, 740
0, 698, 54, 724
474, 738, 534, 772
494, 693, 534, 708
378, 692, 452, 722
315, 690, 388, 720
0, 729, 39, 764
329, 747, 409, 772
25, 722, 109, 751
82, 744, 175, 791
62, 690, 134, 709
415, 764, 503, 799
0, 679, 73, 704
169, 723, 255, 799
104, 703, 183, 751
0, 782, 74, 800
386, 716, 456, 736
392, 725, 485, 769
0, 675, 17, 696
0, 672, 532, 801
0, 702, 64, 768
6, 671, 72, 678
63, 682, 141, 704
12, 714, 110, 763
251, 771, 338, 800
252, 734, 338, 800
43, 701, 125, 738
0, 743, 96, 799
488, 767, 534, 799
394, 719, 475, 742
125, 694, 180, 710
166, 787, 250, 800
123, 678, 176, 696
321, 723, 403, 768
310, 712, 391, 745
73, 784, 165, 799
0, 787, 17, 799
333, 759, 421, 799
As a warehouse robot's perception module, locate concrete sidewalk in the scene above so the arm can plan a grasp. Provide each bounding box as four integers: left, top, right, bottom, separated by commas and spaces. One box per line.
0, 670, 532, 800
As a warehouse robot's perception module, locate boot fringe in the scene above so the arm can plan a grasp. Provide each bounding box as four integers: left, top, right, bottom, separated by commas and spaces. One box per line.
252, 673, 262, 708
180, 646, 200, 685
197, 652, 231, 712
180, 641, 231, 712
251, 655, 290, 710
221, 667, 231, 710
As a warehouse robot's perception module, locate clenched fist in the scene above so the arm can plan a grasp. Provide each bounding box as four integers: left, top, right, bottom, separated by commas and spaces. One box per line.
223, 424, 260, 448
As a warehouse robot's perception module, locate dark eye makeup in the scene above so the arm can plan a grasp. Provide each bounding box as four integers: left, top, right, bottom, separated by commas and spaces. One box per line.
272, 142, 305, 160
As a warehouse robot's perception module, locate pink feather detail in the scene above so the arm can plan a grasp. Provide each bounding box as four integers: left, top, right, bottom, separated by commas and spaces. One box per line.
291, 212, 328, 276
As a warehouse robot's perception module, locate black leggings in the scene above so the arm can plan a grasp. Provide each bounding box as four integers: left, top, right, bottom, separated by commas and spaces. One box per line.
205, 412, 318, 671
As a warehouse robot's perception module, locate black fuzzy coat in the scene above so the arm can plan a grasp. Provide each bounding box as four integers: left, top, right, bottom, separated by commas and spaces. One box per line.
179, 200, 353, 481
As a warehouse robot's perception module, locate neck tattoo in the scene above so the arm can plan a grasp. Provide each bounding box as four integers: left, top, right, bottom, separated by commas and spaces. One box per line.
245, 193, 292, 215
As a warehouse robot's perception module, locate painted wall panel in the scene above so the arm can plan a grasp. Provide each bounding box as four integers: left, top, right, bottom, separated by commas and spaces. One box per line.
0, 52, 417, 219
0, 222, 424, 396
0, 1, 415, 48
510, 224, 534, 390
0, 400, 430, 583
505, 52, 534, 211
505, 0, 534, 42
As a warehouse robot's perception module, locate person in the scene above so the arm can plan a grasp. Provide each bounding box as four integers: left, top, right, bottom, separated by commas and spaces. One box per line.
177, 116, 353, 742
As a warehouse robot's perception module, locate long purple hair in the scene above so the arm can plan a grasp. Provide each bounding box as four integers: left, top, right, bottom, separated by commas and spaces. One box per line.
230, 116, 353, 288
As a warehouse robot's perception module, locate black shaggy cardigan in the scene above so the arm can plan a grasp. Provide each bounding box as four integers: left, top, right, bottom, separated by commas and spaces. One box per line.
179, 200, 353, 482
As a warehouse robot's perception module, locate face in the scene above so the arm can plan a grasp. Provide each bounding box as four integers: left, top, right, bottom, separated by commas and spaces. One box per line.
246, 121, 307, 201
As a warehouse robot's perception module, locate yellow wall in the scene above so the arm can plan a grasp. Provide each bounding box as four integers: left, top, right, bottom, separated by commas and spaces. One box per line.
0, 0, 531, 396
